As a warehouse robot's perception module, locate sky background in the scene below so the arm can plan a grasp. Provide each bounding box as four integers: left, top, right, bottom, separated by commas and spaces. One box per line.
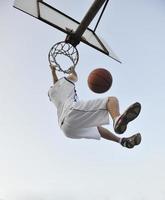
0, 0, 165, 199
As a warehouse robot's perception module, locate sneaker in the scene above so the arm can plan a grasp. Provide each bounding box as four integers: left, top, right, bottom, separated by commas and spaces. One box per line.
113, 102, 141, 134
121, 133, 141, 148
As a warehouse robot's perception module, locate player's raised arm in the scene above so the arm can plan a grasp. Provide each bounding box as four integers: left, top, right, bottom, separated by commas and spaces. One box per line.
50, 64, 58, 84
66, 66, 78, 82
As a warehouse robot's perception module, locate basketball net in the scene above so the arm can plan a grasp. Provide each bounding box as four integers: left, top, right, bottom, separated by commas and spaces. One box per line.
48, 41, 79, 74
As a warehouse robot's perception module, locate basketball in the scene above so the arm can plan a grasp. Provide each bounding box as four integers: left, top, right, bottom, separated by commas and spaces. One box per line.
87, 68, 113, 93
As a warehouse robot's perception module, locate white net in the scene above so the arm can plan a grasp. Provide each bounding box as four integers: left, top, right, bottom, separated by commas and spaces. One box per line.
48, 41, 79, 74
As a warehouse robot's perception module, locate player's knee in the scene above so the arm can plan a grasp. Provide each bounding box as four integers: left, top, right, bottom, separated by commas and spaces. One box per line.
107, 96, 118, 104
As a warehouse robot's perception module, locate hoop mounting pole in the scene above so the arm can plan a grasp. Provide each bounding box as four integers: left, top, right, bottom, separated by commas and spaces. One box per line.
66, 0, 107, 46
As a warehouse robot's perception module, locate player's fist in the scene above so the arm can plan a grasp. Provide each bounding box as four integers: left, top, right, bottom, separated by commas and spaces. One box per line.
66, 66, 76, 74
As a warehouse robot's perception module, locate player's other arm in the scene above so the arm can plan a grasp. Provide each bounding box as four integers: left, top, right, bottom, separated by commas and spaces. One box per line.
67, 67, 78, 82
50, 64, 58, 84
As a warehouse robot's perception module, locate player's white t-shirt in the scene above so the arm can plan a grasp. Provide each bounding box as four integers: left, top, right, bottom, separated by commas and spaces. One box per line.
48, 77, 78, 126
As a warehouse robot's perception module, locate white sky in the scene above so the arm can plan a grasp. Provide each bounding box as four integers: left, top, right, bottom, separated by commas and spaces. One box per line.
0, 0, 165, 199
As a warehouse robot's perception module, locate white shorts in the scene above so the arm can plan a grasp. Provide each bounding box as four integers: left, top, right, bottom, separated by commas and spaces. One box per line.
61, 97, 109, 140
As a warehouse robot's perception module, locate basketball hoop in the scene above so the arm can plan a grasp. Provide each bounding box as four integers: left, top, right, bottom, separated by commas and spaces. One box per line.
48, 41, 79, 74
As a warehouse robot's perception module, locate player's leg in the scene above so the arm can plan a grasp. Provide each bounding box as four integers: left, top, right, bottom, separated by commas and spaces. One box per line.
97, 126, 120, 143
97, 126, 141, 148
106, 97, 141, 134
106, 96, 120, 120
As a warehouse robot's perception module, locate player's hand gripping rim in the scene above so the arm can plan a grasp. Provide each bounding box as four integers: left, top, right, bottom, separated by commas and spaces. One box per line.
49, 64, 58, 71
66, 66, 76, 74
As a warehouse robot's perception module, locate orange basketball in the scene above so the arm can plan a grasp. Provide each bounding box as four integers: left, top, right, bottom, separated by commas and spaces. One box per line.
87, 68, 113, 93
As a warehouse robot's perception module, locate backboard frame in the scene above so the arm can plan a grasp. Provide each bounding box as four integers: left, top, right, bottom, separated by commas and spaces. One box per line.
13, 0, 121, 63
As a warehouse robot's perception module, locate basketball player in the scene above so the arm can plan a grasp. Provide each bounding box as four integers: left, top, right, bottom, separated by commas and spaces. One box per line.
48, 64, 142, 149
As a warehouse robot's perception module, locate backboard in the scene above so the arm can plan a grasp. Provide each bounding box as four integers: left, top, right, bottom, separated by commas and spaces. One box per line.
13, 0, 121, 63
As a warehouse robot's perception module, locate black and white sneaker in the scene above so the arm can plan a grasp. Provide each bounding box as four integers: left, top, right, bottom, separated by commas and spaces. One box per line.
121, 133, 142, 148
114, 102, 141, 134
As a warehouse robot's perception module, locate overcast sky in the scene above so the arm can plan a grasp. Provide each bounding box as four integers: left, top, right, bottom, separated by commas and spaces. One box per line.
0, 0, 165, 199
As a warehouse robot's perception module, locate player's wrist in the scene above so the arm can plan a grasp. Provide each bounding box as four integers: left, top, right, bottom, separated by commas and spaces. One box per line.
50, 64, 56, 71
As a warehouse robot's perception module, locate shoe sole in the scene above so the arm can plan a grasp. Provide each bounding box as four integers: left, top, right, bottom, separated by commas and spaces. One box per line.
114, 102, 141, 134
123, 133, 142, 149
